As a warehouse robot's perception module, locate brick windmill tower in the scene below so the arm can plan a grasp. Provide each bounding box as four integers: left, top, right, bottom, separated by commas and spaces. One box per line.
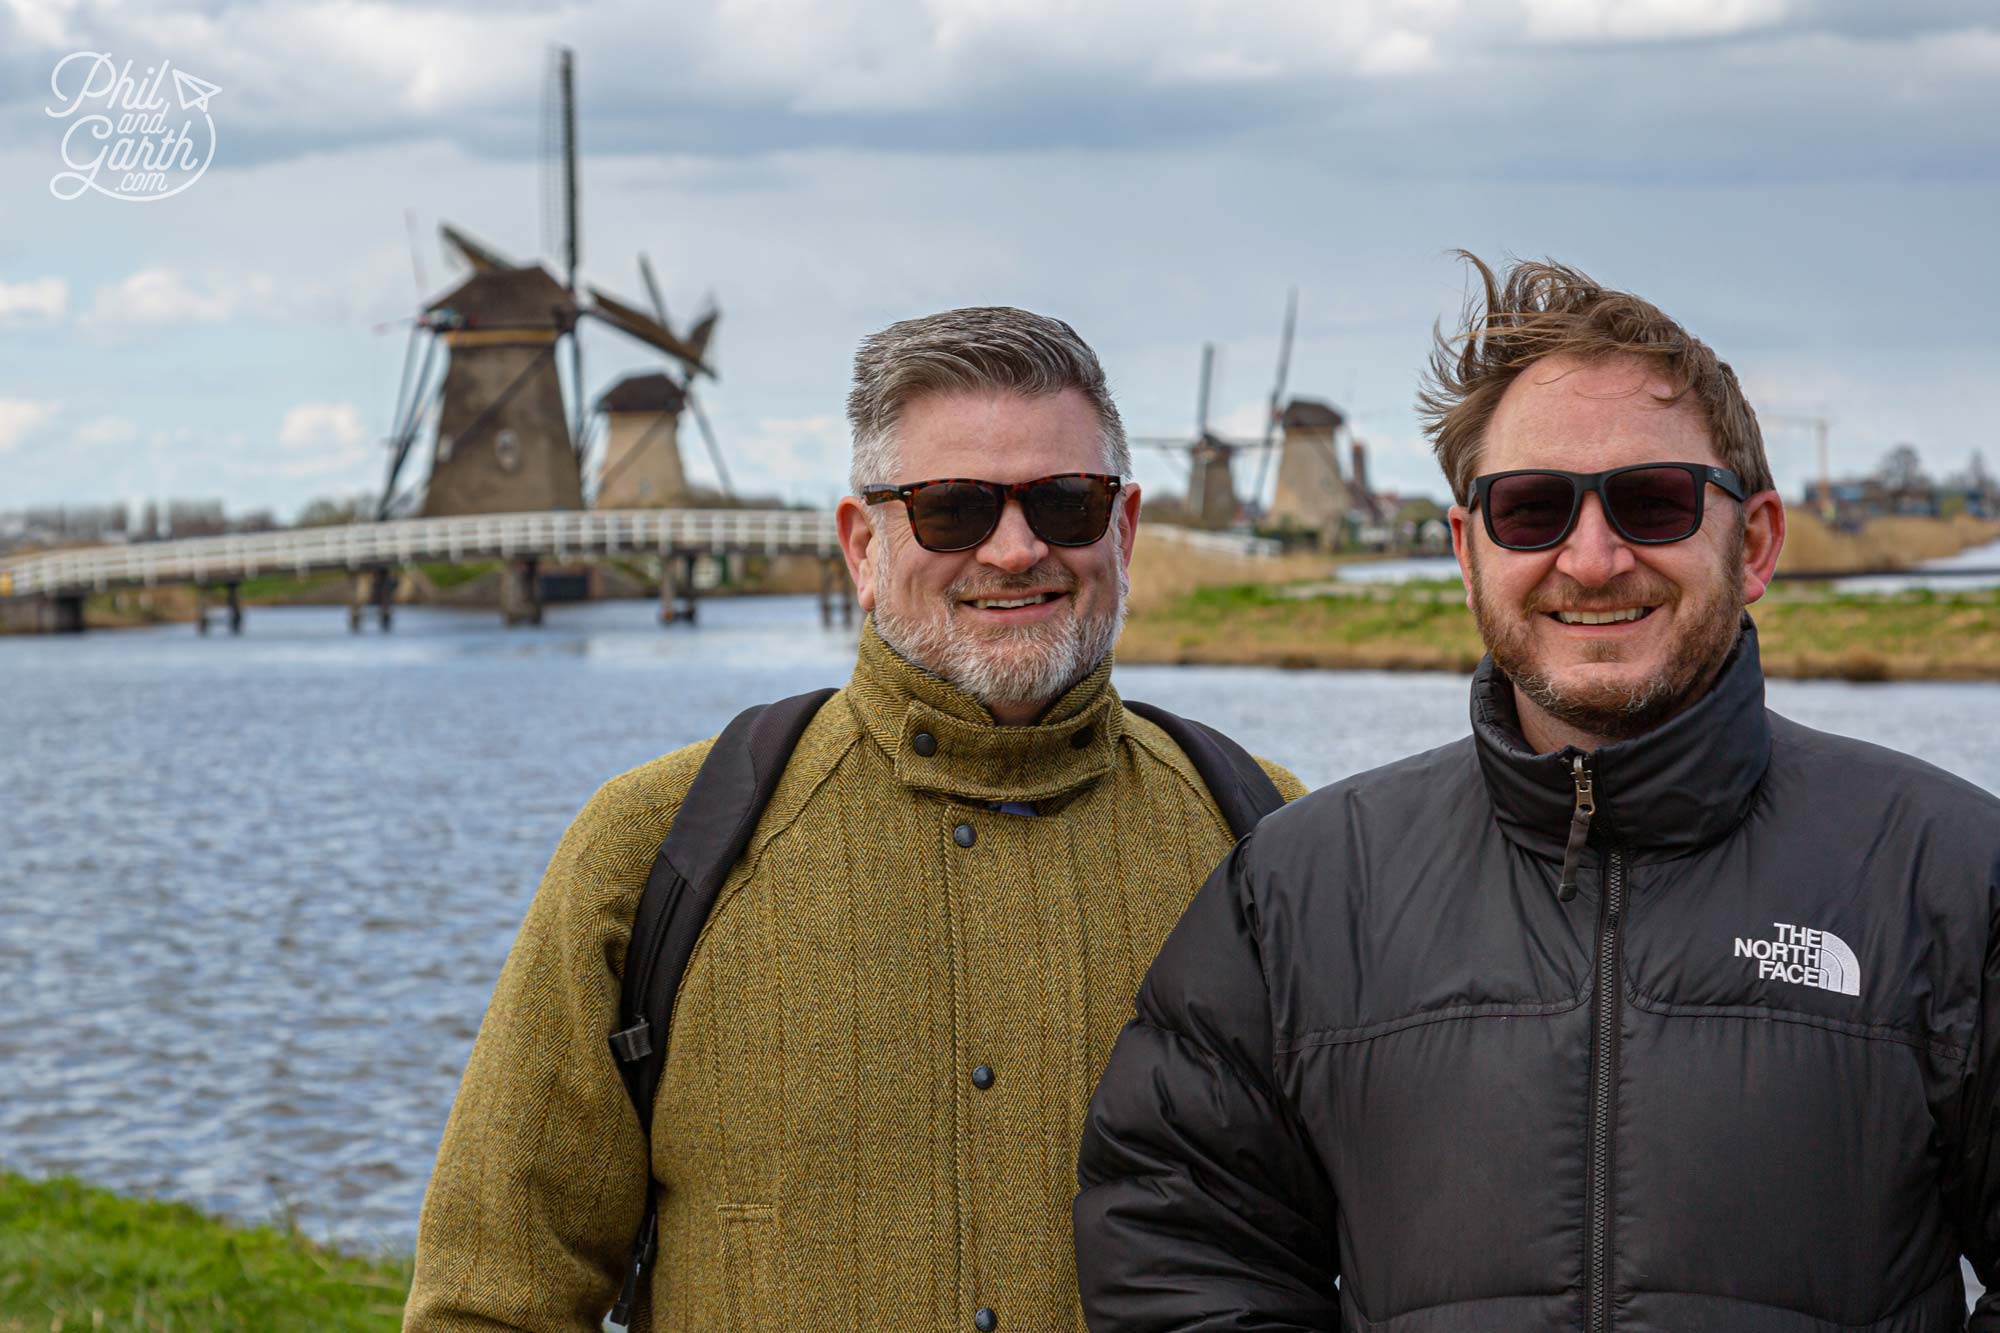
417, 229, 585, 515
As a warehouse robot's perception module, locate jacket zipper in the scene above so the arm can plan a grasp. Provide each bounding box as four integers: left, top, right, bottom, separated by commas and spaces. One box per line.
1557, 755, 1595, 902
1585, 841, 1626, 1333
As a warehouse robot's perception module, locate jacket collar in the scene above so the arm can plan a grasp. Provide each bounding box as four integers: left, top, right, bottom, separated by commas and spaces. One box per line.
843, 616, 1123, 804
1471, 614, 1772, 863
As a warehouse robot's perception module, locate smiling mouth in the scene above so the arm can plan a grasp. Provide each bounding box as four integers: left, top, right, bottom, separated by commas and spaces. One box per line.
1549, 607, 1655, 626
964, 591, 1064, 610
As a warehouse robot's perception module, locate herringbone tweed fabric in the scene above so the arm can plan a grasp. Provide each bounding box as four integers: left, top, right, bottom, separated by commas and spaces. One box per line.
404, 620, 1304, 1332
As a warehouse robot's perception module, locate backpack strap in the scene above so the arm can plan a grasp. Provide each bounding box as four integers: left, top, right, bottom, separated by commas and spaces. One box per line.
605, 686, 837, 1327
1123, 700, 1285, 841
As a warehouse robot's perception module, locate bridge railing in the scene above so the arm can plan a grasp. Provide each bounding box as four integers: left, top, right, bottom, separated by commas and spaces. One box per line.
0, 509, 844, 597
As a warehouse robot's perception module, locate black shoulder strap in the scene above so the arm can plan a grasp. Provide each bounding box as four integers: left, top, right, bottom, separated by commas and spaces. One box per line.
605, 686, 836, 1327
1123, 699, 1285, 841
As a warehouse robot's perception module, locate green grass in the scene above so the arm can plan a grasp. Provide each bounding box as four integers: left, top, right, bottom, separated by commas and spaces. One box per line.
0, 1174, 410, 1332
1118, 580, 2000, 680
416, 561, 497, 591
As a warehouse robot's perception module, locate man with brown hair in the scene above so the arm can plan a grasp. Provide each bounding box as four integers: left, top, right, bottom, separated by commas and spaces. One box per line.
404, 306, 1303, 1332
1075, 256, 2000, 1331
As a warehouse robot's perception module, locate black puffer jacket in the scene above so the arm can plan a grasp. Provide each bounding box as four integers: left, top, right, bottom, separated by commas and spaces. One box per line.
1076, 622, 2000, 1331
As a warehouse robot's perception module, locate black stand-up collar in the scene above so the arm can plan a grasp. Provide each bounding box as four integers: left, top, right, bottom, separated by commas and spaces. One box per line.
1470, 614, 1772, 864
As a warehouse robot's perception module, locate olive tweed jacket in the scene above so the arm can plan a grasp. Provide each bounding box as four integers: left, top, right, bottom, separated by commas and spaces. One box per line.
404, 623, 1304, 1332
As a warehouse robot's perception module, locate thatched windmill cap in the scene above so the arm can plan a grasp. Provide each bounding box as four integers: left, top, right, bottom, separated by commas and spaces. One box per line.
427, 265, 575, 331
595, 371, 687, 416
1281, 398, 1345, 430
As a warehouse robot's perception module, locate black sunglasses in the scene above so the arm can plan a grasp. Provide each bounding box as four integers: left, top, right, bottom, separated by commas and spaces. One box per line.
1470, 462, 1747, 551
861, 473, 1123, 553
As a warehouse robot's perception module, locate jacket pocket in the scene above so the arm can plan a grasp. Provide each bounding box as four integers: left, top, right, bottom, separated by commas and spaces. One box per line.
716, 1203, 778, 1330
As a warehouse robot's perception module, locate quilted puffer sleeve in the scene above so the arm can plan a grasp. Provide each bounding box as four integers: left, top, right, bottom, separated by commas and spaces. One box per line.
1074, 838, 1340, 1331
1946, 846, 2000, 1329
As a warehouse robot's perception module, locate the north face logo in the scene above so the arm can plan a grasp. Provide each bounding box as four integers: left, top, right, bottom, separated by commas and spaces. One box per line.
1733, 922, 1861, 996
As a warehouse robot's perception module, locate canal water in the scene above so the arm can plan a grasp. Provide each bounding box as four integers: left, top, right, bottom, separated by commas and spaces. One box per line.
3, 596, 1997, 1266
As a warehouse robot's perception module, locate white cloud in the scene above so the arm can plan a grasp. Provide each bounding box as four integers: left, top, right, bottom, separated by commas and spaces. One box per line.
81, 267, 279, 332
0, 397, 59, 453
0, 276, 69, 325
255, 401, 377, 480
4, 0, 83, 47
277, 401, 365, 450
75, 414, 137, 447
1518, 0, 1791, 43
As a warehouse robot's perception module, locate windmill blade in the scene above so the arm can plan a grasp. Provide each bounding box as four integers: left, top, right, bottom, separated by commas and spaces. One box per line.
1195, 342, 1215, 438
684, 306, 720, 366
638, 253, 675, 337
377, 333, 442, 519
684, 387, 734, 499
403, 208, 429, 296
1251, 286, 1299, 509
584, 287, 716, 377
439, 222, 515, 273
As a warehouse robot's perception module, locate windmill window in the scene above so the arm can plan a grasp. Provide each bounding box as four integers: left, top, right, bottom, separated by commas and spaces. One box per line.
495, 430, 521, 473
436, 433, 455, 463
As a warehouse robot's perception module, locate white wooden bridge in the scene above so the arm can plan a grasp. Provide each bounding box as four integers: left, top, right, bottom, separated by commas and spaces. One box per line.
0, 509, 848, 632
0, 508, 1280, 633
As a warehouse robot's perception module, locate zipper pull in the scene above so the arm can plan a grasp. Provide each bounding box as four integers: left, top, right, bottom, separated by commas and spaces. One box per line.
1557, 754, 1595, 903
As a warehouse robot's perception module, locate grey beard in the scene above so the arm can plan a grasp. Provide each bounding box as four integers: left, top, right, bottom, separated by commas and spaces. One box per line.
874, 593, 1125, 715
870, 524, 1129, 716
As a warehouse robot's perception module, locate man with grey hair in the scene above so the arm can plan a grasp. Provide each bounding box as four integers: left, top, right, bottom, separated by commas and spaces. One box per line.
406, 305, 1303, 1333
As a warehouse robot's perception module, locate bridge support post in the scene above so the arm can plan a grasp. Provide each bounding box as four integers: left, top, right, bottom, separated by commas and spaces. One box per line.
502, 557, 543, 627
195, 586, 210, 635
225, 581, 243, 635
39, 593, 86, 634
373, 566, 395, 631
819, 556, 854, 628
661, 552, 697, 625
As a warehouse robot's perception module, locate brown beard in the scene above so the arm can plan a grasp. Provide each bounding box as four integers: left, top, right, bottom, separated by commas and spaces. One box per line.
1470, 523, 1745, 743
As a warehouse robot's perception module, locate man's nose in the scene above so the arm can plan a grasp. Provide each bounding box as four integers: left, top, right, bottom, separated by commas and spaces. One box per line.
1553, 493, 1636, 586
976, 496, 1048, 573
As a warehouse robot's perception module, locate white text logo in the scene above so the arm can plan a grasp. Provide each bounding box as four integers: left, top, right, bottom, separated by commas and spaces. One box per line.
47, 53, 220, 203
1733, 922, 1861, 996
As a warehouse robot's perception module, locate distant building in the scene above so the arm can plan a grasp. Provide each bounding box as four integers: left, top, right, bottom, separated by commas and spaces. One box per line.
1801, 446, 1994, 524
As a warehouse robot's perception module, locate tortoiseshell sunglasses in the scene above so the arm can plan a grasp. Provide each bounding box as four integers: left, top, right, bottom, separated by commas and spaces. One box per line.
861, 473, 1123, 552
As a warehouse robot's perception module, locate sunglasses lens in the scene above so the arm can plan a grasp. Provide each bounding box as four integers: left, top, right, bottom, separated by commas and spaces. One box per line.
906, 482, 1002, 551
1022, 475, 1117, 546
1605, 466, 1701, 541
1486, 473, 1577, 548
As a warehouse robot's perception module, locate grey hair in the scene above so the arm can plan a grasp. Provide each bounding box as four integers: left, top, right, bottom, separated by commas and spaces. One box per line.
846, 306, 1130, 493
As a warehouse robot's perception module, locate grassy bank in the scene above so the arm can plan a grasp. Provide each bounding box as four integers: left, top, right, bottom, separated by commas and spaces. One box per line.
1117, 580, 2000, 681
0, 1173, 409, 1331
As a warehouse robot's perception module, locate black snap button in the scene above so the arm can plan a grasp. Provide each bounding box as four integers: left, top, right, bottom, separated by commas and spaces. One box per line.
975, 1309, 997, 1332
912, 731, 938, 757
971, 1064, 995, 1090
1070, 727, 1093, 750
953, 823, 976, 848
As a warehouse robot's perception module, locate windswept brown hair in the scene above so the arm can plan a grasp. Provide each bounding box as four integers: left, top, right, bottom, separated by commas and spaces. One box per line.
1417, 252, 1772, 505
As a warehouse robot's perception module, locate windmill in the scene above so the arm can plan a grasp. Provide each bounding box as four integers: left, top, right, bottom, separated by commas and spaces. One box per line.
372, 46, 721, 522
1130, 290, 1297, 530
591, 254, 731, 508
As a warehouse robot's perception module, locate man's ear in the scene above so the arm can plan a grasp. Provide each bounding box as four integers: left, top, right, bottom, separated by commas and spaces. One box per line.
1448, 503, 1477, 611
1114, 481, 1141, 574
835, 495, 880, 612
1738, 490, 1785, 605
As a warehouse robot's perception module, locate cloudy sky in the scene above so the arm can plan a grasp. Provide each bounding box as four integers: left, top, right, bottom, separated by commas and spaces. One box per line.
2, 0, 1996, 520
